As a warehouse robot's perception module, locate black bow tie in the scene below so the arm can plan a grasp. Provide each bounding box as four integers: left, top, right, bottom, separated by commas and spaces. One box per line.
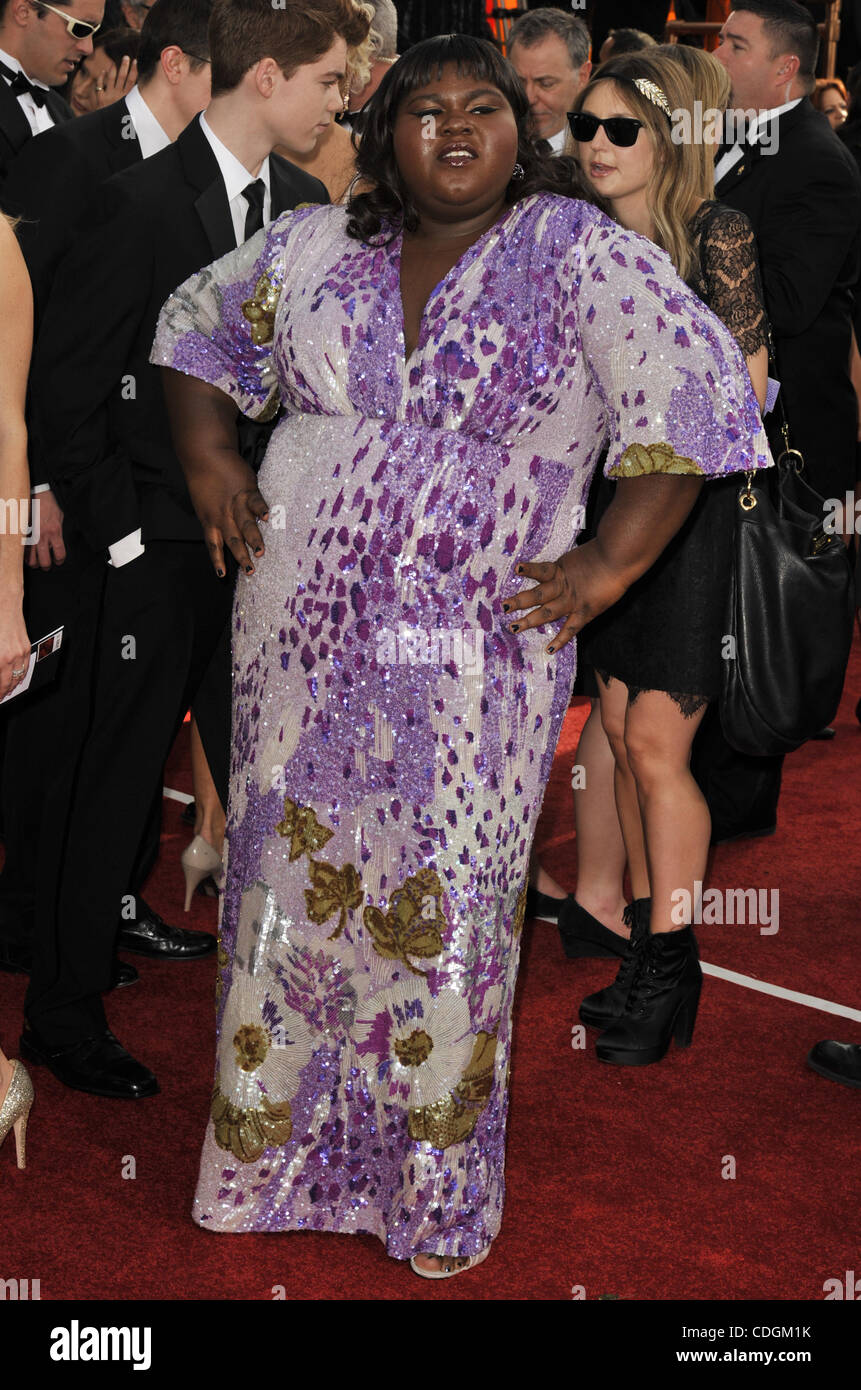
0, 60, 49, 109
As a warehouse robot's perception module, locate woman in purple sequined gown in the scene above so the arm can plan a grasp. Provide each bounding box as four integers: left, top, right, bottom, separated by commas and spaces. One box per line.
151, 37, 770, 1275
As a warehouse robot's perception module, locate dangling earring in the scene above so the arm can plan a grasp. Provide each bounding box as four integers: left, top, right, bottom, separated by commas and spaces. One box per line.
512, 163, 525, 180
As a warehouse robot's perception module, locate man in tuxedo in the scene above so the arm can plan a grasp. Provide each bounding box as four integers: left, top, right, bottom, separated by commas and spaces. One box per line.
508, 9, 591, 155
0, 0, 100, 188
715, 0, 861, 507
692, 0, 861, 843
19, 0, 369, 1100
0, 0, 213, 978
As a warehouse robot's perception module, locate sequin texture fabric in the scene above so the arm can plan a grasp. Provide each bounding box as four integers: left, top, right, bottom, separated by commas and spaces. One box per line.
151, 195, 771, 1258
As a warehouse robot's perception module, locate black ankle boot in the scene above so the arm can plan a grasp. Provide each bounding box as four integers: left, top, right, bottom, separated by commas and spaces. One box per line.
595, 926, 702, 1067
578, 898, 651, 1027
558, 898, 630, 959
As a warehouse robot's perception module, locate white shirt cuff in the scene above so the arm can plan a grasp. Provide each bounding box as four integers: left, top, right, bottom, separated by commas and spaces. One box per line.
108, 529, 145, 567
31, 483, 51, 494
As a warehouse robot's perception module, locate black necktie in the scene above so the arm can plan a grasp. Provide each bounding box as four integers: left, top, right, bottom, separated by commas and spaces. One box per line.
242, 179, 266, 241
0, 60, 49, 109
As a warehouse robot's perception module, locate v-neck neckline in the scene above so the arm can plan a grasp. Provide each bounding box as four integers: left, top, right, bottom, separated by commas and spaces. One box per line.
393, 199, 526, 369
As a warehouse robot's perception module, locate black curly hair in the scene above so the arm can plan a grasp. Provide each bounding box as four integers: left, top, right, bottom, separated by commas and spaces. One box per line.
345, 32, 593, 245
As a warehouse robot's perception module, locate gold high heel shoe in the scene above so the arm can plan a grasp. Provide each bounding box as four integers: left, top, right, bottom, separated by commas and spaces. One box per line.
0, 1060, 34, 1170
180, 835, 223, 912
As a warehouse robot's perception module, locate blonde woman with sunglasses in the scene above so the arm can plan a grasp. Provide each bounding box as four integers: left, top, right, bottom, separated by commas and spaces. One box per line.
567, 49, 770, 1066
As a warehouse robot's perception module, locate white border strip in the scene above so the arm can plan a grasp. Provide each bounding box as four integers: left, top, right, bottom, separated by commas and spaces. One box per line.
163, 786, 194, 806
701, 961, 861, 1022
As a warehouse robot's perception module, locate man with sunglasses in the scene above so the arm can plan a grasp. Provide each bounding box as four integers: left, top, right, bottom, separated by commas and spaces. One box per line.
0, 0, 103, 188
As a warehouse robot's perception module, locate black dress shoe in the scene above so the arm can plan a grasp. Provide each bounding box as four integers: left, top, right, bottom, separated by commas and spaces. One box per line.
525, 885, 568, 922
117, 897, 215, 959
809, 727, 836, 741
558, 898, 630, 960
20, 1026, 159, 1098
111, 959, 139, 988
806, 1040, 861, 1089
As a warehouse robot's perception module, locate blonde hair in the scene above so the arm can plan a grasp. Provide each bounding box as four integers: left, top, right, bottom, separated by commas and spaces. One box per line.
573, 50, 704, 282
656, 44, 731, 197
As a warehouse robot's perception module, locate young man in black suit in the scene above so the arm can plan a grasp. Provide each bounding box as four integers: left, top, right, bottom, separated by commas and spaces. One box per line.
693, 0, 861, 842
0, 0, 99, 188
0, 0, 213, 982
4, 0, 212, 324
19, 0, 370, 1100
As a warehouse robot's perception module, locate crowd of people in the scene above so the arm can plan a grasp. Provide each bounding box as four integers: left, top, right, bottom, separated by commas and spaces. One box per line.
0, 0, 857, 1282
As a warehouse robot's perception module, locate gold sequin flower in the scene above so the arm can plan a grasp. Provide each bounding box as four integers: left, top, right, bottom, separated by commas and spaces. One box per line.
353, 980, 473, 1109
212, 969, 314, 1163
275, 795, 334, 862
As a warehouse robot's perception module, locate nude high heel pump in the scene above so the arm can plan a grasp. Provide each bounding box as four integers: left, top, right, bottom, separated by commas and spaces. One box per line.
0, 1061, 34, 1170
180, 835, 222, 912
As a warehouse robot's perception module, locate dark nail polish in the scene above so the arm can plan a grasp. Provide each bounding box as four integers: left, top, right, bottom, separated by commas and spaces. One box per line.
502, 604, 510, 613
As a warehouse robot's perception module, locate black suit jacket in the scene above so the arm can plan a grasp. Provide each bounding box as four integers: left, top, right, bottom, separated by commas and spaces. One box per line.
716, 98, 861, 492
32, 114, 328, 549
3, 96, 141, 323
0, 75, 71, 195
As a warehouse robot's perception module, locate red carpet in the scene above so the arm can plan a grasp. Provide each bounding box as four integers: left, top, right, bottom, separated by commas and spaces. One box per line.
1, 641, 859, 1301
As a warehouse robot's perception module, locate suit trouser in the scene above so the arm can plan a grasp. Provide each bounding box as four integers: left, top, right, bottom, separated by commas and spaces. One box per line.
25, 539, 234, 1045
0, 527, 106, 945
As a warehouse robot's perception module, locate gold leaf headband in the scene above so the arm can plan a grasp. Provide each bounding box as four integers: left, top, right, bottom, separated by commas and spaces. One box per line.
631, 77, 673, 120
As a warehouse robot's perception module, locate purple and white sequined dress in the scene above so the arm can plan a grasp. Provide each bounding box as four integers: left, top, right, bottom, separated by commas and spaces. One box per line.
151, 194, 770, 1258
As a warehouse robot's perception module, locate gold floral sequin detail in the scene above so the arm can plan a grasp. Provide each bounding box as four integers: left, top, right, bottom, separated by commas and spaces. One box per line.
608, 441, 704, 478
276, 796, 334, 861
211, 1086, 293, 1163
394, 1029, 435, 1068
241, 264, 284, 346
305, 859, 363, 940
233, 1023, 270, 1073
408, 1032, 498, 1148
512, 883, 528, 939
363, 867, 447, 977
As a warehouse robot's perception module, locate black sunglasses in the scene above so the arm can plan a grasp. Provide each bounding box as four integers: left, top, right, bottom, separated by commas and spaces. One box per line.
567, 112, 645, 147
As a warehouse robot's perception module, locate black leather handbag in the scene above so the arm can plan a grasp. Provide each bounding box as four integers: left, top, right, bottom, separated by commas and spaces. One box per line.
720, 406, 854, 756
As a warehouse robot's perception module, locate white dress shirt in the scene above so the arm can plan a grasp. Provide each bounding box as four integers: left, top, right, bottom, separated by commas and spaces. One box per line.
199, 112, 272, 248
124, 83, 170, 159
714, 97, 803, 185
547, 125, 568, 155
0, 46, 55, 136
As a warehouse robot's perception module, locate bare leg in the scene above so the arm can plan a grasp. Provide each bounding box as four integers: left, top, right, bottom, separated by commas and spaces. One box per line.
529, 855, 566, 899
623, 691, 710, 934
189, 713, 225, 855
571, 699, 628, 934
0, 1047, 13, 1109
597, 675, 650, 901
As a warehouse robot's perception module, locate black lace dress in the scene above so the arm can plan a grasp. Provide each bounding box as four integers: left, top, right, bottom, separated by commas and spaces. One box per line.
582, 202, 769, 714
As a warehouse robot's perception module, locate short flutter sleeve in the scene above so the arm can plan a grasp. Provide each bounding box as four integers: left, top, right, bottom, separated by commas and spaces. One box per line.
150, 208, 314, 421
573, 213, 772, 482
